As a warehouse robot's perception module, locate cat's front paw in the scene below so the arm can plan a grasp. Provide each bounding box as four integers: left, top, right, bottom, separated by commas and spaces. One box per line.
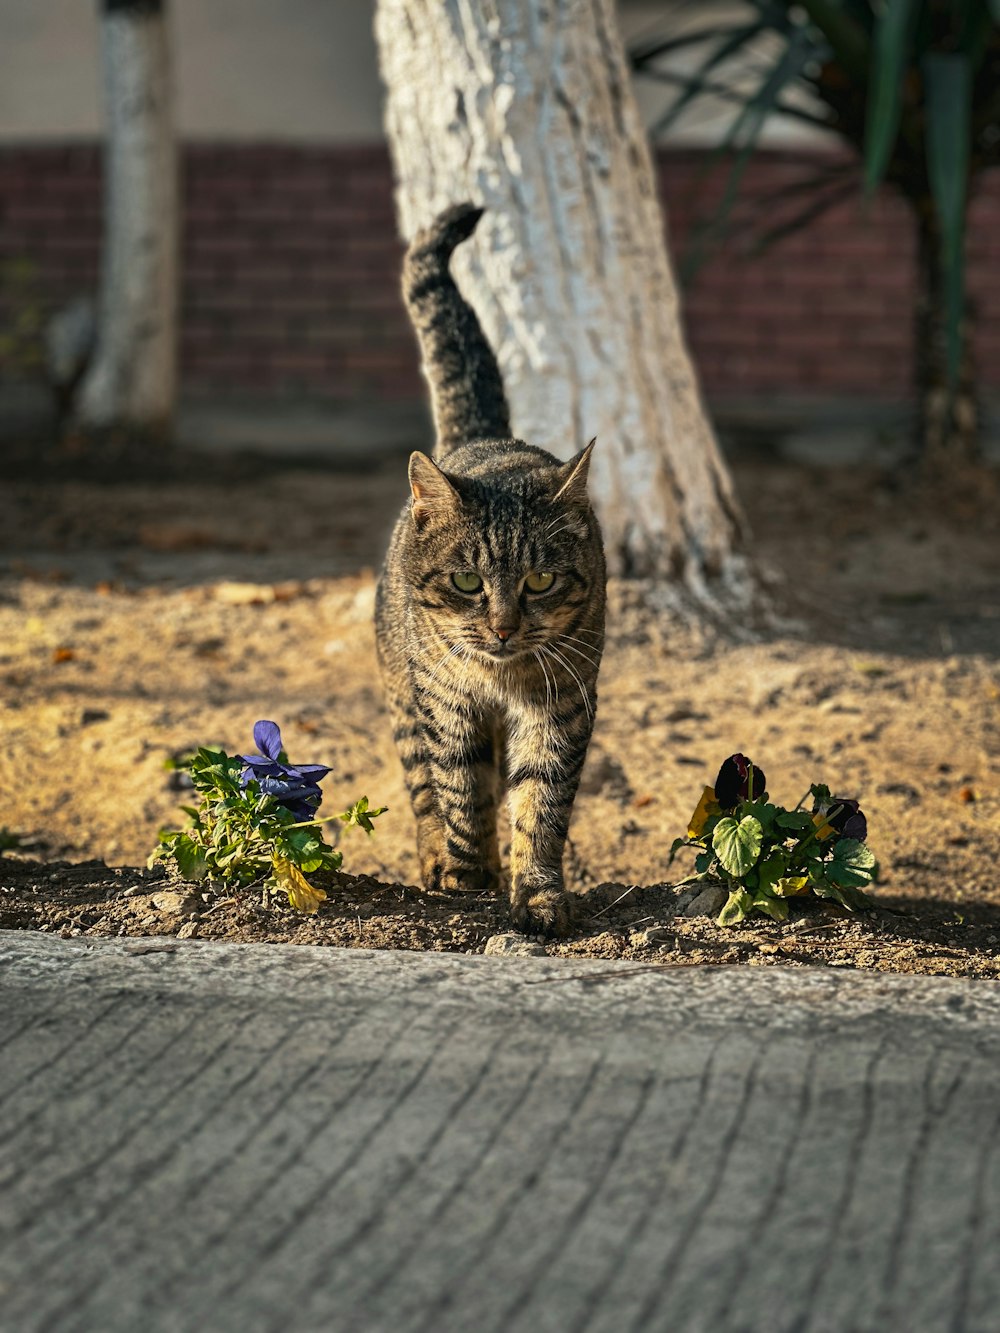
437, 865, 497, 895
509, 886, 576, 938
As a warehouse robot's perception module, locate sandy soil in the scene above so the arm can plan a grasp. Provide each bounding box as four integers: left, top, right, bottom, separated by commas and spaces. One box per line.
1, 436, 998, 977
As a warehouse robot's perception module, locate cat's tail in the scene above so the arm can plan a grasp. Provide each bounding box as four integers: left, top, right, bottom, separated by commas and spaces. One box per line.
402, 201, 511, 458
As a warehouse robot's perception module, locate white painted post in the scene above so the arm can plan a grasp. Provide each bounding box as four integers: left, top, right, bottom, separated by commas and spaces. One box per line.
75, 0, 177, 438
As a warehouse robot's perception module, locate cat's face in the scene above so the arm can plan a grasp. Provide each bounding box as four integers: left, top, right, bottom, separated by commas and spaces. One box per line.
405, 446, 603, 666
418, 517, 591, 663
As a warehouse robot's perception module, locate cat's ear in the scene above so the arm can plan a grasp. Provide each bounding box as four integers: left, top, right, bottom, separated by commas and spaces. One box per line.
409, 451, 459, 529
552, 437, 596, 506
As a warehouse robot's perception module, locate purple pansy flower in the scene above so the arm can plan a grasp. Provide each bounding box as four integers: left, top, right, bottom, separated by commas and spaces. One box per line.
240, 720, 331, 822
714, 753, 766, 809
823, 797, 868, 844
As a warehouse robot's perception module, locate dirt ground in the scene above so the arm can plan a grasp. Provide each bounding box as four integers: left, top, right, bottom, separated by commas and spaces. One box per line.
1, 432, 998, 977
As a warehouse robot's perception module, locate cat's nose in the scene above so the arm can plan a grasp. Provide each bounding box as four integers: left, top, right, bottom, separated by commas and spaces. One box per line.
494, 628, 514, 641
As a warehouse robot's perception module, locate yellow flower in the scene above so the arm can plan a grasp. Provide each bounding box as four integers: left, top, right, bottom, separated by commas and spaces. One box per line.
272, 855, 327, 914
688, 786, 722, 839
812, 812, 836, 841
772, 875, 810, 897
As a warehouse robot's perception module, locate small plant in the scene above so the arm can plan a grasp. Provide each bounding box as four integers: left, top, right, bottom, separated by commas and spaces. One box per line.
0, 828, 25, 855
150, 720, 386, 914
670, 753, 878, 926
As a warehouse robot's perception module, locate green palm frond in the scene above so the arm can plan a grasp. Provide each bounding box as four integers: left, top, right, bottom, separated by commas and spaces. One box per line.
628, 0, 1000, 389
924, 51, 972, 382
864, 0, 920, 192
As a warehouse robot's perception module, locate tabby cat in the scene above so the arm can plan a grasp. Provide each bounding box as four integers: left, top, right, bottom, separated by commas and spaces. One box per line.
375, 203, 606, 936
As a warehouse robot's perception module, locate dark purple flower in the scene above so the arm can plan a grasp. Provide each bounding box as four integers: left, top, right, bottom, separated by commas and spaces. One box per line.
825, 797, 868, 844
240, 719, 331, 821
713, 753, 766, 809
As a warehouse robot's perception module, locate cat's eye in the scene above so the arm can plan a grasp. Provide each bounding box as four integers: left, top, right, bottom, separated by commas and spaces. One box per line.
524, 571, 556, 593
451, 571, 484, 594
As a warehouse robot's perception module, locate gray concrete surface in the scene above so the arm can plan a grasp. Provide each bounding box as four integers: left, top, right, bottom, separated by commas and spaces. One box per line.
3, 931, 1000, 1333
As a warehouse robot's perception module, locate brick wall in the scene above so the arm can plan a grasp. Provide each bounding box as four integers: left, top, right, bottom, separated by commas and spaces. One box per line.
2, 142, 1000, 403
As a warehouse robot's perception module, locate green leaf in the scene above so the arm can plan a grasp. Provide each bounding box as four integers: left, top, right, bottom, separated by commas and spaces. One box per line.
173, 835, 208, 881
712, 816, 763, 878
773, 875, 810, 898
828, 838, 878, 887
744, 802, 781, 836
281, 828, 328, 874
718, 888, 754, 927
775, 810, 815, 833
864, 0, 920, 194
667, 836, 689, 865
631, 23, 765, 70
752, 891, 789, 922
839, 883, 875, 912
651, 19, 770, 139
924, 52, 971, 386
286, 828, 323, 858
681, 25, 818, 279
809, 874, 835, 900
819, 880, 875, 913
672, 871, 710, 890
694, 850, 714, 875
757, 850, 789, 894
806, 859, 829, 887
339, 797, 388, 837
795, 0, 871, 83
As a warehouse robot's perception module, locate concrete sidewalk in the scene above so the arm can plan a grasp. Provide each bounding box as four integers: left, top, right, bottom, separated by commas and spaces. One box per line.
2, 932, 999, 1332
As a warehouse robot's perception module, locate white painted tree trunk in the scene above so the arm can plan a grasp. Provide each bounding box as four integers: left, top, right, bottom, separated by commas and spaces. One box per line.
75, 0, 177, 436
375, 0, 748, 597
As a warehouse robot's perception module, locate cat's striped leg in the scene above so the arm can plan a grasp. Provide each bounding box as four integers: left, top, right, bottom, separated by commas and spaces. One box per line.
505, 699, 593, 936
415, 684, 501, 894
389, 713, 447, 890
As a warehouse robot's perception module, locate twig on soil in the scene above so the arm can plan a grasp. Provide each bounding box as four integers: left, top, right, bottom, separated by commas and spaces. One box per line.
589, 885, 640, 920
202, 897, 238, 916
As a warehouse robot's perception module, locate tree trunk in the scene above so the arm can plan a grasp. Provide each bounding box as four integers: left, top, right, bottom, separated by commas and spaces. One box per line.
74, 0, 177, 438
913, 200, 978, 475
374, 0, 748, 599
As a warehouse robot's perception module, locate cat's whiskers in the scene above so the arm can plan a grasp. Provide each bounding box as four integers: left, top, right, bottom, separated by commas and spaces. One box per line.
532, 647, 557, 707
554, 635, 603, 670
453, 644, 476, 693
424, 641, 463, 688
559, 629, 605, 651
532, 649, 550, 708
541, 644, 592, 721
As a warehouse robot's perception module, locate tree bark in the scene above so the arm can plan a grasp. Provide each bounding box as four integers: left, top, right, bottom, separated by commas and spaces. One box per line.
913, 201, 978, 475
374, 0, 748, 599
74, 0, 177, 438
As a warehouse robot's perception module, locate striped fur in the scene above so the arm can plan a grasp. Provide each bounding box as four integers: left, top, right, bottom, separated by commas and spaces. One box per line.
401, 203, 511, 455
376, 204, 606, 937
